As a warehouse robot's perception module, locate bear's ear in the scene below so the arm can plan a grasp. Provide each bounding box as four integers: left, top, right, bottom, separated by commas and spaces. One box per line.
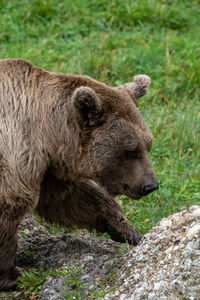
119, 75, 151, 106
72, 86, 102, 122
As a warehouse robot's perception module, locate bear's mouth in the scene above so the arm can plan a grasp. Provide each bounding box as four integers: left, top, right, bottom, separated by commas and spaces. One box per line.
124, 184, 143, 200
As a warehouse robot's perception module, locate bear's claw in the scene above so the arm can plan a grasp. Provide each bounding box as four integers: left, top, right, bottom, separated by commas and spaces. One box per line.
107, 224, 142, 245
129, 228, 143, 245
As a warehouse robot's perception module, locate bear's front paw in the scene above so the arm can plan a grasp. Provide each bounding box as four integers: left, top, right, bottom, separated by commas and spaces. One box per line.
0, 267, 20, 291
107, 223, 142, 245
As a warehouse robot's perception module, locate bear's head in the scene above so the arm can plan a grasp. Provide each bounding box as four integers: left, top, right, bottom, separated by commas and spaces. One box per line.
72, 75, 158, 200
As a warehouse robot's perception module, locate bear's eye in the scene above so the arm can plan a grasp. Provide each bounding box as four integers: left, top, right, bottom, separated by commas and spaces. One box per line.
125, 150, 138, 159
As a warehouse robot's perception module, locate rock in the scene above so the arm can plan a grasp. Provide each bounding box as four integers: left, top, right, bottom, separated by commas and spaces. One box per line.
105, 205, 200, 299
159, 218, 172, 229
38, 277, 66, 300
83, 255, 94, 262
186, 223, 200, 239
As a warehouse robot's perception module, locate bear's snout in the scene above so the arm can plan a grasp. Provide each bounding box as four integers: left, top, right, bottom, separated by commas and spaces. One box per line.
142, 181, 159, 196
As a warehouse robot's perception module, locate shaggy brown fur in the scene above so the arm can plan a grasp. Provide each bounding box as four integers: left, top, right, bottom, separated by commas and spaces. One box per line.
0, 59, 158, 290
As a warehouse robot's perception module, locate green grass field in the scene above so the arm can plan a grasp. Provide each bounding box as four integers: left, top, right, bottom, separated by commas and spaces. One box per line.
1, 0, 199, 232
0, 0, 200, 296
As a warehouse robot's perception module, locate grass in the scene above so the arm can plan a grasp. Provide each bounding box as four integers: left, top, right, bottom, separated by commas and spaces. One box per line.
0, 0, 200, 297
17, 268, 65, 298
17, 264, 115, 299
121, 103, 200, 234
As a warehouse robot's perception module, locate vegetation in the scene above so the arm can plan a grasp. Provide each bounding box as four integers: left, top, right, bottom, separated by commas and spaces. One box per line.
0, 0, 200, 297
18, 265, 115, 299
17, 268, 65, 298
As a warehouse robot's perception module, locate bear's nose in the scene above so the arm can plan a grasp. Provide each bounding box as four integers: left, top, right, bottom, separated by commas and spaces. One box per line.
142, 181, 159, 196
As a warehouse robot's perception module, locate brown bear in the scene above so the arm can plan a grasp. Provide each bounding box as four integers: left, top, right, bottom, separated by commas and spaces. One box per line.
0, 59, 158, 291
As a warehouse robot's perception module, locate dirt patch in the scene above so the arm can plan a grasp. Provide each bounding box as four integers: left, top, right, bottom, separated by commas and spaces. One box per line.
0, 215, 129, 299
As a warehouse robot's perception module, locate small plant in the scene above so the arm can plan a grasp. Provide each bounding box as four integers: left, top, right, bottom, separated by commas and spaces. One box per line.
19, 228, 30, 238
62, 265, 88, 300
90, 280, 116, 299
63, 264, 117, 299
17, 268, 66, 298
91, 229, 110, 240
19, 250, 37, 259
35, 216, 69, 235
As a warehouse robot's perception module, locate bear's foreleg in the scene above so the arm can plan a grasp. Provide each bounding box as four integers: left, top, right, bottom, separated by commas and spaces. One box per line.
37, 173, 142, 245
69, 180, 142, 245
